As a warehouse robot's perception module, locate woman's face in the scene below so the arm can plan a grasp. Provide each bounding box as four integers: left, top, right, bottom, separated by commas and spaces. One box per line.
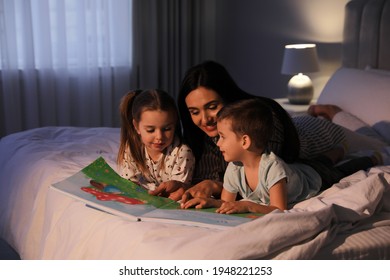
185, 86, 224, 137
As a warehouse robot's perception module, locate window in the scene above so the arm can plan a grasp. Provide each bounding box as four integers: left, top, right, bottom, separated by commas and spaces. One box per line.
0, 0, 133, 70
0, 0, 134, 135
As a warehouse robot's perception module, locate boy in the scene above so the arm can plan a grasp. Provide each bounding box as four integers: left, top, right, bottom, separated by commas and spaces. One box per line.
181, 99, 378, 214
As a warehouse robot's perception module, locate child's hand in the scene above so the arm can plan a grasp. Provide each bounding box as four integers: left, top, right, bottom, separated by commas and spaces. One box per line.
216, 201, 250, 214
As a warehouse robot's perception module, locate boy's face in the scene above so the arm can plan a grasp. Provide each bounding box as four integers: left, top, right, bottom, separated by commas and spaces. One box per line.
216, 118, 244, 162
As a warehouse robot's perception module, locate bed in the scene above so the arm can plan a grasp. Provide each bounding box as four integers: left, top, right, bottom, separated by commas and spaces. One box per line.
1, 0, 390, 260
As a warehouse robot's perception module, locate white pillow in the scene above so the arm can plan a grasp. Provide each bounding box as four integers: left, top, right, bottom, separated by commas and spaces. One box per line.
317, 67, 390, 143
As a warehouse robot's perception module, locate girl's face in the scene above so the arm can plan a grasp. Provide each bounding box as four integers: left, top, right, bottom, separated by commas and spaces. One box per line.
185, 86, 224, 137
216, 119, 244, 162
133, 110, 176, 160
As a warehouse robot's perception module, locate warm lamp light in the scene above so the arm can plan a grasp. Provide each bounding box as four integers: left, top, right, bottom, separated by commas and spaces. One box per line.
281, 44, 319, 105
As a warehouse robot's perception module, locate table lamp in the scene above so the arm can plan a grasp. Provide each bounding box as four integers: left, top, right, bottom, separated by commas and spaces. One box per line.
281, 44, 319, 105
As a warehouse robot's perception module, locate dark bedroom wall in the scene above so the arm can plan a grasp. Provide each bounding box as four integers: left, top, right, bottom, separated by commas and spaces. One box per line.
213, 0, 349, 99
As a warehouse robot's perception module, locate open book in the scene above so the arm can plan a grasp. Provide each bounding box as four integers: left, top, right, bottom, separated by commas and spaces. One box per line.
51, 157, 263, 229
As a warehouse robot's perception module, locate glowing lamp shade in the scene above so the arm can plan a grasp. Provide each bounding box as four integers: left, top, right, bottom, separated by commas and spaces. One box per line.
281, 44, 319, 105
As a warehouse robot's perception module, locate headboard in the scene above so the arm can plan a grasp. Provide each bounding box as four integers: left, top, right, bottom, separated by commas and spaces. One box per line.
343, 0, 390, 70
317, 0, 390, 143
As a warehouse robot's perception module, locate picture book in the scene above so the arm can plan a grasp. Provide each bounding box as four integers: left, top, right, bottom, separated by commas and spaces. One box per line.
51, 157, 263, 229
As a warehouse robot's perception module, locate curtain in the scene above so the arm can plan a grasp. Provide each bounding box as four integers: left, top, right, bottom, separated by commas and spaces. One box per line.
0, 0, 216, 137
0, 0, 135, 136
133, 0, 216, 100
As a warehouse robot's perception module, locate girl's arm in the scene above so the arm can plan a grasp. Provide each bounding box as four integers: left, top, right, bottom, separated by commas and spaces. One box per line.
169, 144, 196, 185
149, 144, 196, 200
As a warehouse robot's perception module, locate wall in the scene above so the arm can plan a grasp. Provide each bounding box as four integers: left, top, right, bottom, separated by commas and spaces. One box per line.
213, 0, 350, 99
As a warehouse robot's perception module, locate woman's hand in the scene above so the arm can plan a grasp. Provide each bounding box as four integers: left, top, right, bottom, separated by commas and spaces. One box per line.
180, 180, 223, 204
181, 197, 222, 209
148, 180, 189, 201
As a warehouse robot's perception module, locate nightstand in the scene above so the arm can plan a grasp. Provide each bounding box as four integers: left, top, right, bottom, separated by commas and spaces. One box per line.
274, 98, 317, 116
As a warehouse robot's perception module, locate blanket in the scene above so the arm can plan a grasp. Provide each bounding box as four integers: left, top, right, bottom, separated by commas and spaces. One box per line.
0, 127, 389, 259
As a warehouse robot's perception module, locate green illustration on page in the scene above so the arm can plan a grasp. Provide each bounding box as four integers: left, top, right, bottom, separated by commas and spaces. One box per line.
51, 157, 263, 229
81, 156, 179, 209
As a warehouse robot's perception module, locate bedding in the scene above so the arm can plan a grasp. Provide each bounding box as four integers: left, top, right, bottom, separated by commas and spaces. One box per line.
1, 0, 390, 260
0, 126, 389, 259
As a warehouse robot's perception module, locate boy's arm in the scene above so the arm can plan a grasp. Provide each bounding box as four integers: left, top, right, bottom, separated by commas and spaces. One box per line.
217, 179, 288, 214
220, 188, 237, 202
268, 178, 287, 211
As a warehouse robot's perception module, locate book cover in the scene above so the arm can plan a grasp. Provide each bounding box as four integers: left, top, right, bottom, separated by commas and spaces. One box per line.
51, 157, 262, 229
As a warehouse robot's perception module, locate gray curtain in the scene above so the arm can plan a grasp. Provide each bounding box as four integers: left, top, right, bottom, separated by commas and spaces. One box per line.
0, 0, 134, 137
0, 0, 217, 137
132, 0, 216, 99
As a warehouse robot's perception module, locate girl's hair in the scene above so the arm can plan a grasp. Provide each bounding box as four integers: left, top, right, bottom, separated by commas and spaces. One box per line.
177, 60, 300, 163
217, 99, 274, 151
117, 89, 180, 176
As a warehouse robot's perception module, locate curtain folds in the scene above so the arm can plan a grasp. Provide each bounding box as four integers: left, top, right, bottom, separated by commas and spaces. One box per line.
0, 0, 135, 136
0, 0, 216, 137
133, 0, 215, 100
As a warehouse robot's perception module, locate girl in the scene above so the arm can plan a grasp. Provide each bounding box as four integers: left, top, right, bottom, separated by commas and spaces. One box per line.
117, 89, 195, 200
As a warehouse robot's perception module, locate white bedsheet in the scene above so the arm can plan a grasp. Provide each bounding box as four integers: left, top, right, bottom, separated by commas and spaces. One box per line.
0, 127, 389, 259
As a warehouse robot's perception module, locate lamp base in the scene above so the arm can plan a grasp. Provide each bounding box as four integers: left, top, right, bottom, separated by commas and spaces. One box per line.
287, 74, 313, 105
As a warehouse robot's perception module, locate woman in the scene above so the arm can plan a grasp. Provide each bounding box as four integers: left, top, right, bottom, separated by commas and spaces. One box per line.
178, 61, 301, 176
151, 60, 346, 201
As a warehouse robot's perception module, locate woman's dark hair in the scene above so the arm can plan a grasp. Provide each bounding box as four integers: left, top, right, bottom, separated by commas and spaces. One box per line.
177, 60, 300, 163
